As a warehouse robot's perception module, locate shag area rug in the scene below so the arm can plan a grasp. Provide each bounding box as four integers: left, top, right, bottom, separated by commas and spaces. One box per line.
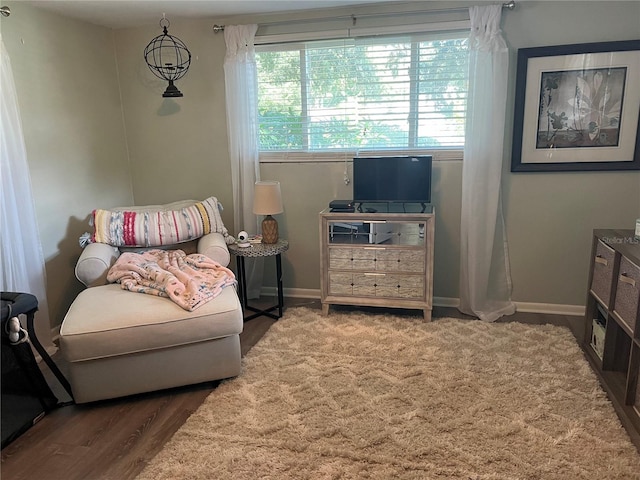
137, 307, 640, 479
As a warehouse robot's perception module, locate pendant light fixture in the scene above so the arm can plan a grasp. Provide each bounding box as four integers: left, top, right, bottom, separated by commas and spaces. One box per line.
143, 16, 191, 98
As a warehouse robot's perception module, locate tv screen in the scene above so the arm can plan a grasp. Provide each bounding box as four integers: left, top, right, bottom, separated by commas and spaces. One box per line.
353, 156, 432, 204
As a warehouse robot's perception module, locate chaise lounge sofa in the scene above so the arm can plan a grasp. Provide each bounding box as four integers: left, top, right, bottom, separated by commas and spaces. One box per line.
59, 197, 243, 403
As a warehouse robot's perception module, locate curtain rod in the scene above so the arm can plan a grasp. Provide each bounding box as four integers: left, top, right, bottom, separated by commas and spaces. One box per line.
213, 1, 514, 33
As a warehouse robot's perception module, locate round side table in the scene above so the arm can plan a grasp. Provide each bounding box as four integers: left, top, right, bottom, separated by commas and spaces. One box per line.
228, 239, 289, 321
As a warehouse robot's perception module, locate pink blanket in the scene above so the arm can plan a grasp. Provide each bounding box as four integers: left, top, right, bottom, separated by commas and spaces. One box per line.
107, 249, 236, 311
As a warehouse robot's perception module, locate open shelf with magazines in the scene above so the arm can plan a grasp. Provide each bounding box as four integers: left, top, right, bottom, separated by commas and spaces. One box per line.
583, 229, 640, 450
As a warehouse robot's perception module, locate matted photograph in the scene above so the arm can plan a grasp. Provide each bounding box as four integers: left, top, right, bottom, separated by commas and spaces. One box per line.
511, 40, 640, 172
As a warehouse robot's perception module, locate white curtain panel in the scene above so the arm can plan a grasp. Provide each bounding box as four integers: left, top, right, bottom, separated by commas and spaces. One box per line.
0, 36, 55, 350
458, 5, 516, 322
223, 25, 263, 299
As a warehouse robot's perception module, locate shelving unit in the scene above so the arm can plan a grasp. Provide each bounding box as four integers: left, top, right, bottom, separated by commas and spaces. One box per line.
583, 229, 640, 449
319, 205, 434, 321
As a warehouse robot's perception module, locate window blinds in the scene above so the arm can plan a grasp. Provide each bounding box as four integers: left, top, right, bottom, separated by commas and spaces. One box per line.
256, 31, 469, 154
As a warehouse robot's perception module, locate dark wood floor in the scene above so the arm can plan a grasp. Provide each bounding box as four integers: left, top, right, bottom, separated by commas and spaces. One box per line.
1, 298, 583, 480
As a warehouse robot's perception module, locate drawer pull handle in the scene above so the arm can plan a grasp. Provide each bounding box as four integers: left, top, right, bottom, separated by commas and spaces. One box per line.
364, 247, 385, 251
619, 273, 636, 287
595, 256, 608, 266
364, 273, 385, 276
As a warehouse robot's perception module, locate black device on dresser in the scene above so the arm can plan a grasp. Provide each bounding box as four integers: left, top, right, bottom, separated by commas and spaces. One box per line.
329, 199, 355, 212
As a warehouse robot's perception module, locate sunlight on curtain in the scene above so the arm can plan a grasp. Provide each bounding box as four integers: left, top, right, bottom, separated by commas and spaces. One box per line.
223, 25, 263, 298
1, 36, 54, 349
458, 5, 516, 322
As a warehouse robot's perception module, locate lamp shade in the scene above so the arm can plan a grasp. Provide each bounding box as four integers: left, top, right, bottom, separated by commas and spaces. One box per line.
253, 181, 283, 215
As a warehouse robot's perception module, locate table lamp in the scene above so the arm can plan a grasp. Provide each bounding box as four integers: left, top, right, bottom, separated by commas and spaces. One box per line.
253, 181, 283, 244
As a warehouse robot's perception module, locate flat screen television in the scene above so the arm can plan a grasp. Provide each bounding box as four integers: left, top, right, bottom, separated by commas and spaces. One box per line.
353, 156, 432, 204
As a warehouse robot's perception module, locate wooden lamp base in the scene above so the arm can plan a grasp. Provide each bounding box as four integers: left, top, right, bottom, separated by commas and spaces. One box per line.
261, 215, 279, 244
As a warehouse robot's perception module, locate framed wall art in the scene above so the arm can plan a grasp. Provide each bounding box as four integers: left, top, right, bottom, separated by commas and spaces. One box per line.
511, 39, 640, 172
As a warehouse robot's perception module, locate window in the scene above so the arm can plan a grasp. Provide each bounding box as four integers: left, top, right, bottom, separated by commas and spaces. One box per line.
256, 31, 469, 159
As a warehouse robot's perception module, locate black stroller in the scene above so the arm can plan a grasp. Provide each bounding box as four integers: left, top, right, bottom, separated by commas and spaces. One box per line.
1, 292, 73, 449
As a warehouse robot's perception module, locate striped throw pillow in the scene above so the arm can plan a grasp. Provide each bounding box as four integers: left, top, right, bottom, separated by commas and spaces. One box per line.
90, 197, 232, 247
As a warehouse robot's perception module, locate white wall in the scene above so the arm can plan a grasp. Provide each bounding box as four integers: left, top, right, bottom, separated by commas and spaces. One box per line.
113, 21, 234, 213
1, 2, 132, 327
3, 1, 639, 329
502, 1, 640, 309
216, 1, 640, 309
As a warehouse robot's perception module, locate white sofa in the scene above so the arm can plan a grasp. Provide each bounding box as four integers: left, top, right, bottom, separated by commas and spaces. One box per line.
59, 199, 243, 403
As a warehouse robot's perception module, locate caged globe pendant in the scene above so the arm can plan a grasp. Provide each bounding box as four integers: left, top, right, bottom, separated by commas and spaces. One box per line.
143, 16, 191, 98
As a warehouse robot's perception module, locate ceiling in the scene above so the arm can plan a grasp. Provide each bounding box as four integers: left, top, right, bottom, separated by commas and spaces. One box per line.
24, 1, 399, 29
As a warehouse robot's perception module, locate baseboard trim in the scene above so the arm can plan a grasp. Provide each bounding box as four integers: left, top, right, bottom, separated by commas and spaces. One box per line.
263, 288, 585, 317
261, 287, 318, 299
515, 302, 585, 316
426, 296, 585, 317
433, 296, 459, 308
32, 327, 59, 363
52, 324, 61, 344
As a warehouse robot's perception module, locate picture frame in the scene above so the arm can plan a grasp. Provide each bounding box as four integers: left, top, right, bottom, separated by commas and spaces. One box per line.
511, 39, 640, 172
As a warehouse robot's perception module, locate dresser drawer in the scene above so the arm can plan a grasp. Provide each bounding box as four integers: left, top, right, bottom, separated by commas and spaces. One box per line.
376, 249, 424, 273
369, 273, 424, 299
328, 271, 424, 299
613, 256, 640, 333
329, 247, 424, 273
328, 272, 358, 296
329, 248, 375, 270
591, 240, 616, 308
